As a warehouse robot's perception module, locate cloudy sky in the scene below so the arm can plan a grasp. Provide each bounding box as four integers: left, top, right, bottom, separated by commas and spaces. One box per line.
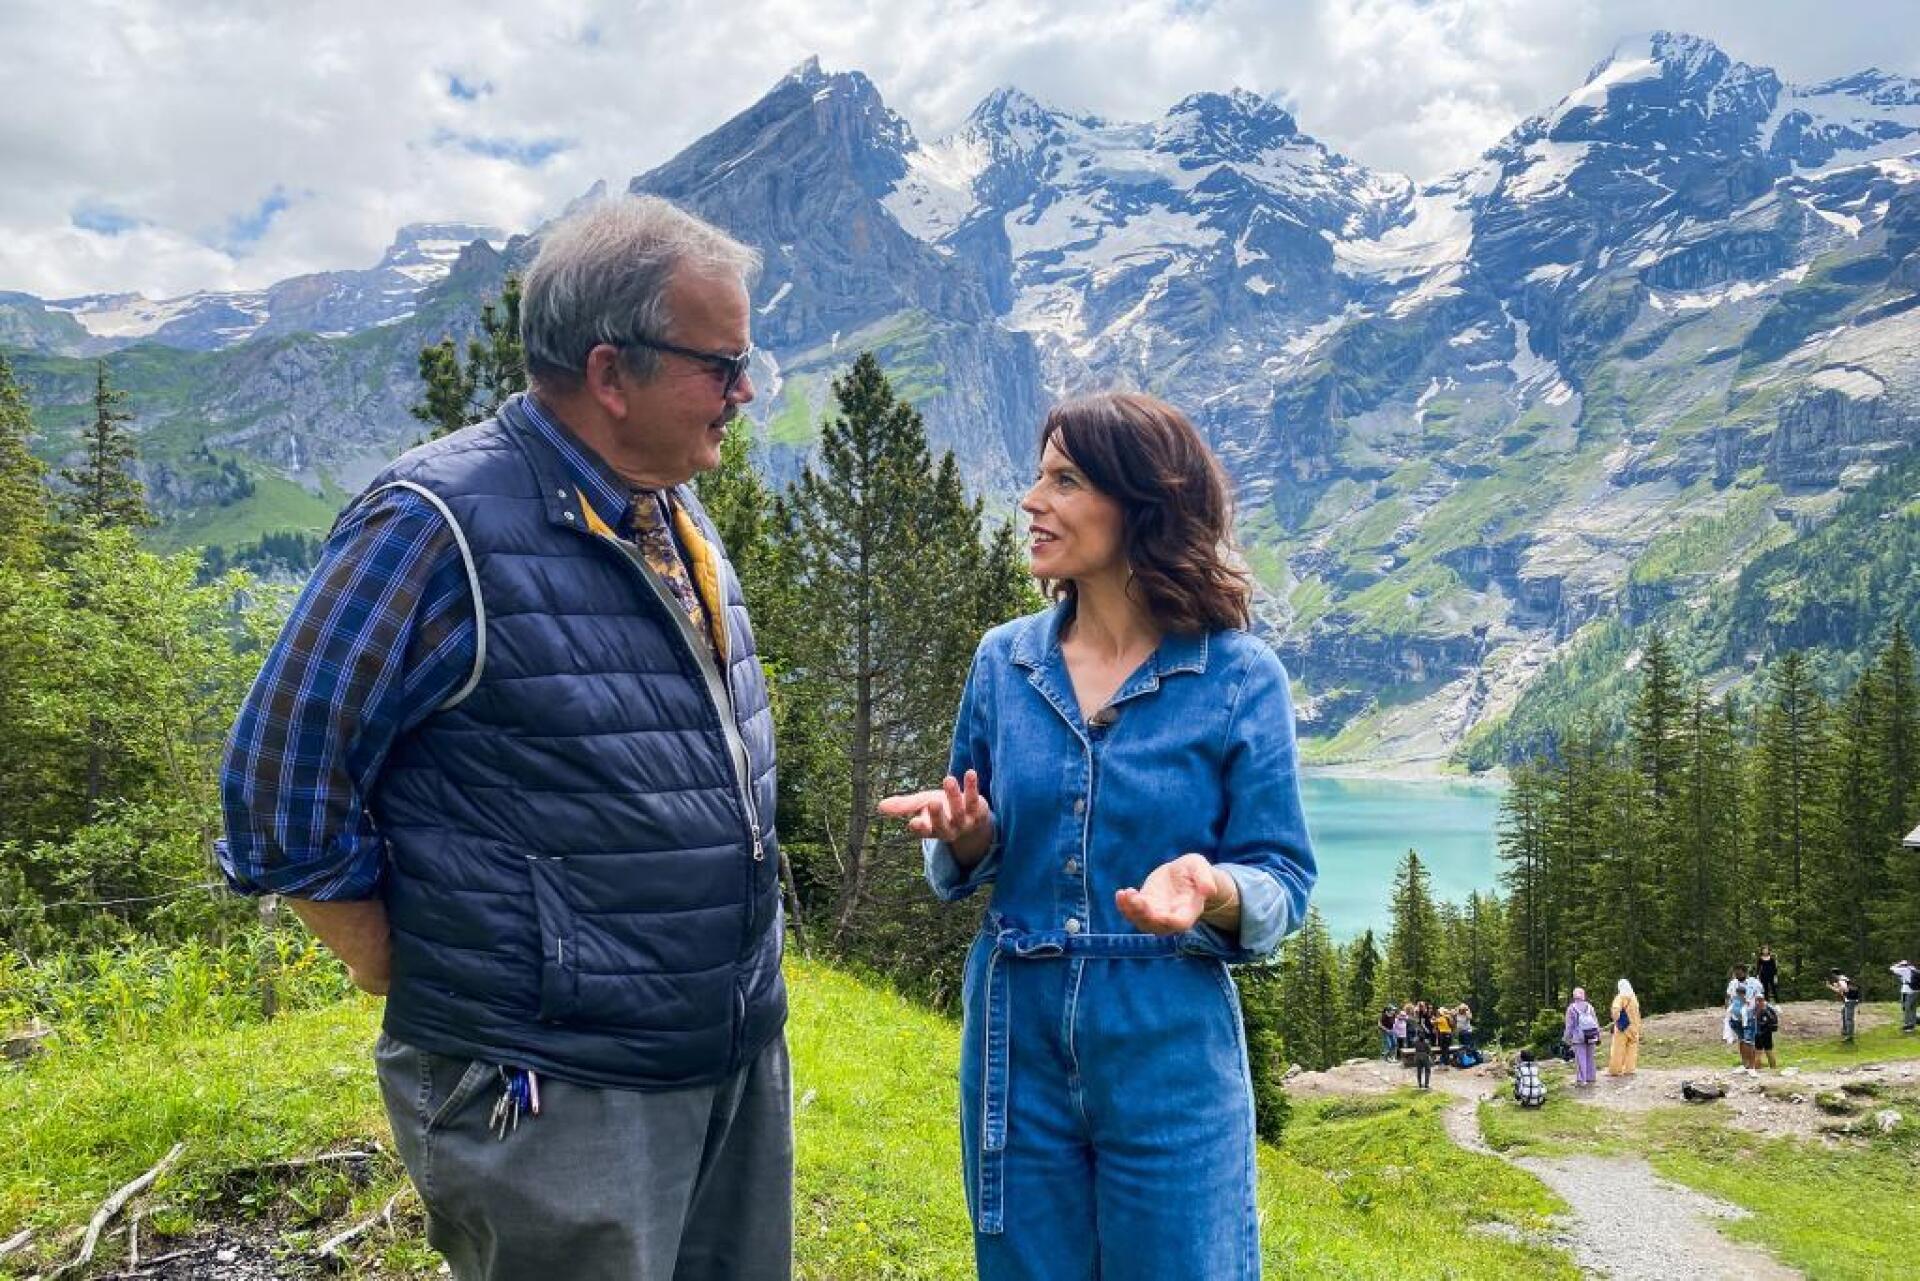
4, 0, 1916, 300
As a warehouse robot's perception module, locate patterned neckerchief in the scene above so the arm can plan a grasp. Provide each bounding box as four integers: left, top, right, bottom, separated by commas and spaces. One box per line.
628, 489, 715, 654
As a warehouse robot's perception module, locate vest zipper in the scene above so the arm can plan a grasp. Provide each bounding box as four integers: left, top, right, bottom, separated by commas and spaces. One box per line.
597, 533, 766, 863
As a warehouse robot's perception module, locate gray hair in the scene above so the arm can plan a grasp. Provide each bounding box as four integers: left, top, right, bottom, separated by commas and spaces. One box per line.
520, 195, 761, 388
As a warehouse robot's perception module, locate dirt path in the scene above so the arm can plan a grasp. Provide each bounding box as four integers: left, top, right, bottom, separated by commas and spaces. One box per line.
1291, 1056, 1819, 1278
1421, 1073, 1801, 1280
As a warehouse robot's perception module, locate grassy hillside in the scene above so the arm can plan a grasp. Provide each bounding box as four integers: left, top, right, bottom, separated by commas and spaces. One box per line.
0, 957, 1576, 1279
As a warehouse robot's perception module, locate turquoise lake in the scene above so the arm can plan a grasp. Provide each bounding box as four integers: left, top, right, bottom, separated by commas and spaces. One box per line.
1297, 773, 1506, 940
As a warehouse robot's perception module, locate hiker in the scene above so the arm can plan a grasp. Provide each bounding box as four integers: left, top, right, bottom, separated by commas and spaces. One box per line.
1608, 978, 1641, 1076
1454, 1002, 1476, 1057
1757, 944, 1780, 1002
1512, 1050, 1546, 1108
881, 391, 1316, 1280
1727, 964, 1759, 1069
1827, 969, 1864, 1042
1564, 988, 1600, 1086
1751, 994, 1780, 1069
1392, 1005, 1410, 1059
1891, 959, 1918, 1033
217, 197, 792, 1279
1378, 1007, 1398, 1060
1410, 1020, 1435, 1090
1433, 1003, 1454, 1064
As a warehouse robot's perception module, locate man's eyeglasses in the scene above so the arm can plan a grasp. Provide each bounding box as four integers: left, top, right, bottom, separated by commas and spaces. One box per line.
617, 336, 755, 398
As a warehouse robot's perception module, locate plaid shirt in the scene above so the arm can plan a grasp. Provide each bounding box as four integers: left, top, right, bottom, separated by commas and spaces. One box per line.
217, 395, 654, 900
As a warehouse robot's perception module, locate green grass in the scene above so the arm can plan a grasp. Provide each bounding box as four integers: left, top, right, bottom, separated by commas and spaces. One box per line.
1, 956, 1581, 1279
150, 469, 347, 553
1267, 1093, 1576, 1278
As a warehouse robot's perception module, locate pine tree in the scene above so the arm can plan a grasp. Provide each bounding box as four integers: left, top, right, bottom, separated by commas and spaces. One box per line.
1630, 629, 1687, 1001
1675, 686, 1744, 1004
412, 275, 526, 437
0, 353, 49, 567
1831, 672, 1886, 978
1754, 650, 1835, 995
58, 362, 152, 530
1385, 848, 1439, 1001
769, 354, 1027, 976
1343, 928, 1382, 1057
1872, 624, 1920, 955
1278, 907, 1343, 1070
1497, 763, 1552, 1028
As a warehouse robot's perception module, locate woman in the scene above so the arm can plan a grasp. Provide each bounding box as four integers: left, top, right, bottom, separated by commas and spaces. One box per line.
1564, 988, 1600, 1086
1608, 978, 1641, 1076
1757, 944, 1779, 1002
1454, 1003, 1475, 1057
1378, 1007, 1398, 1061
1433, 1003, 1454, 1065
879, 392, 1316, 1279
1392, 1006, 1410, 1060
1410, 1020, 1434, 1090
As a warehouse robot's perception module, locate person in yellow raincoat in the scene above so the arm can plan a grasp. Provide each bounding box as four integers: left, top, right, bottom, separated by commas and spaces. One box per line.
1608, 978, 1642, 1076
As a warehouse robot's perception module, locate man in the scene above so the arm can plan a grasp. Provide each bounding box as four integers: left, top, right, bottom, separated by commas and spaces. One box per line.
1893, 959, 1919, 1033
218, 196, 789, 1280
1826, 970, 1863, 1043
1750, 994, 1780, 1070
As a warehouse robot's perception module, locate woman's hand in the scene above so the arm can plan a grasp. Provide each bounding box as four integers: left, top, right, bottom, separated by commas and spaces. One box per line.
1116, 852, 1236, 935
877, 770, 995, 865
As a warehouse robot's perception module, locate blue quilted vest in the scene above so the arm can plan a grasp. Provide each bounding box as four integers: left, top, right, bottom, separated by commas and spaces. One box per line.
366, 396, 783, 1090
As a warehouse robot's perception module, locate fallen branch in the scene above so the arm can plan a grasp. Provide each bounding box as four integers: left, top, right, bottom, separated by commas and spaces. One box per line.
238, 1148, 380, 1177
315, 1191, 403, 1262
0, 1228, 31, 1259
47, 1142, 185, 1281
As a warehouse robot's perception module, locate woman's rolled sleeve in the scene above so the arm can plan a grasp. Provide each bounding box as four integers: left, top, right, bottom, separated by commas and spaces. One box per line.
1188, 646, 1316, 962
921, 646, 1002, 902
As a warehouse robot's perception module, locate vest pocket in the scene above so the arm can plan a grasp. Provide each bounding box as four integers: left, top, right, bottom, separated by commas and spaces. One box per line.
526, 856, 579, 1020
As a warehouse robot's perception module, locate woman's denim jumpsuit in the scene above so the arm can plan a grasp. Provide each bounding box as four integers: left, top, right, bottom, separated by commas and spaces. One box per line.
925, 604, 1316, 1281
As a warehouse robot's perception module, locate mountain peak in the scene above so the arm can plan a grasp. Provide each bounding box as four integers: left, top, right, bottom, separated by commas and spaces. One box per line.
378, 222, 502, 271
1167, 88, 1297, 135
969, 85, 1059, 129
785, 55, 826, 87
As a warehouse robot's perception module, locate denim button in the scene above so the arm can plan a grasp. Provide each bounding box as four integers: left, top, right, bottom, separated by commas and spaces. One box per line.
1073, 797, 1086, 815
1064, 858, 1079, 876
1065, 917, 1081, 934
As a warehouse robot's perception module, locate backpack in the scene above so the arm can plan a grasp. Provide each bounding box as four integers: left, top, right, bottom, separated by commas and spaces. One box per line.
1616, 1007, 1630, 1033
1756, 1005, 1779, 1034
1681, 1080, 1727, 1102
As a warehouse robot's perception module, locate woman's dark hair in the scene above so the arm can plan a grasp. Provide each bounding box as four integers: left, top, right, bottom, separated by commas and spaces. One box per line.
1039, 392, 1251, 633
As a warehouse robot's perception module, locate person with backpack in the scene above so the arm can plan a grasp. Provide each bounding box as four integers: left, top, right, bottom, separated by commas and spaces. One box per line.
1409, 1021, 1434, 1090
1608, 978, 1641, 1077
1727, 964, 1760, 1070
1512, 1050, 1546, 1109
1751, 995, 1781, 1069
1826, 970, 1863, 1042
1891, 960, 1918, 1033
1564, 988, 1600, 1086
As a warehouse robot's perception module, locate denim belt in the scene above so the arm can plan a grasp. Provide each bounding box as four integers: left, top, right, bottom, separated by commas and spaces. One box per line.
974, 913, 1185, 1234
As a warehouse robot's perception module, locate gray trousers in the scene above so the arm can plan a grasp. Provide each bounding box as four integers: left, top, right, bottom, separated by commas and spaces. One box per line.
1903, 990, 1917, 1031
376, 1031, 793, 1281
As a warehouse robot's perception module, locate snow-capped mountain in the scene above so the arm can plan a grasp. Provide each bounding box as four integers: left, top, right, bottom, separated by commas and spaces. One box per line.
18, 222, 502, 354
6, 33, 1920, 766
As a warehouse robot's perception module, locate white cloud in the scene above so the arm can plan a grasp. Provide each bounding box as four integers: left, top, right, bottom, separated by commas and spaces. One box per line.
1, 0, 1914, 297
